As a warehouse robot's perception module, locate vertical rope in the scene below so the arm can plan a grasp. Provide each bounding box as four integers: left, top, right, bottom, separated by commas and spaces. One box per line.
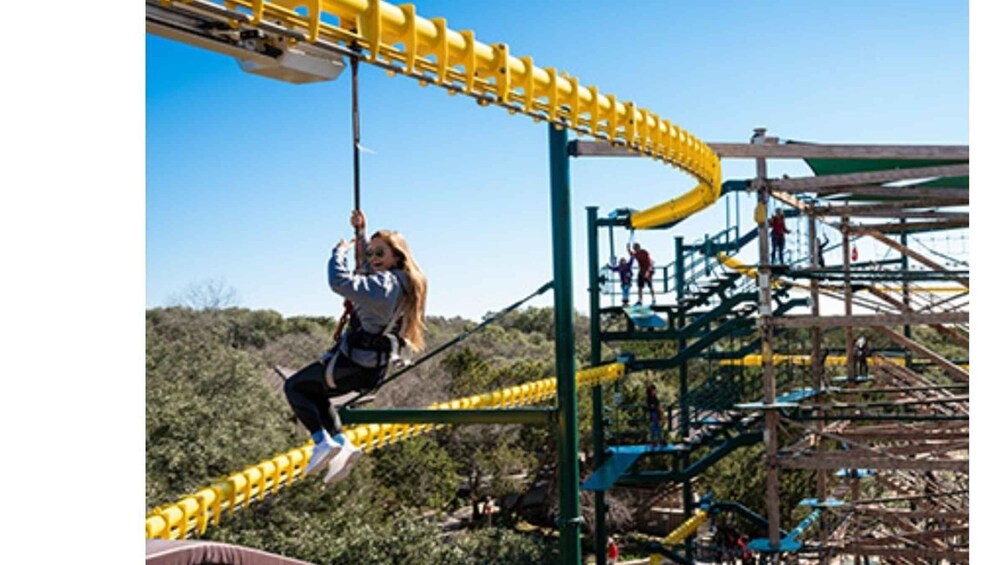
351, 54, 363, 267
334, 53, 363, 342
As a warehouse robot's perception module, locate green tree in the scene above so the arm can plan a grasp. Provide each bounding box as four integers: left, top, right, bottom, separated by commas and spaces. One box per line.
373, 436, 460, 511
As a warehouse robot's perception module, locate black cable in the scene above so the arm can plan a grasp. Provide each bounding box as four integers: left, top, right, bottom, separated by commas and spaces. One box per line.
343, 280, 555, 406
351, 54, 361, 218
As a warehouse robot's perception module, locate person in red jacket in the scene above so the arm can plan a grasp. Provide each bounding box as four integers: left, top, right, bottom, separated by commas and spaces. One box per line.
606, 538, 620, 563
628, 242, 656, 306
769, 209, 791, 264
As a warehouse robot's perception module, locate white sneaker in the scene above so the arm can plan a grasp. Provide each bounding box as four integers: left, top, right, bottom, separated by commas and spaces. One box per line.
323, 435, 363, 484
304, 437, 341, 476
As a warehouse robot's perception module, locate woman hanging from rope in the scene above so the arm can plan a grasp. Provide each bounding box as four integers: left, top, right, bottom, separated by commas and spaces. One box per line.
284, 209, 428, 484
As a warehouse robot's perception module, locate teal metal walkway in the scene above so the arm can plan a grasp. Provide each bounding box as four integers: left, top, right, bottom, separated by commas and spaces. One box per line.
582, 444, 684, 491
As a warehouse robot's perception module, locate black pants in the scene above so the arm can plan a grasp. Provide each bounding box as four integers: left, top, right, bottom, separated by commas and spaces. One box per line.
283, 352, 384, 435
771, 233, 785, 264
855, 352, 869, 376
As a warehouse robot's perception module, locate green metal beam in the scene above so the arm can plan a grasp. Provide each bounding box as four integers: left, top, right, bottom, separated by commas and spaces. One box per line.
786, 413, 968, 422
587, 206, 608, 565
549, 124, 582, 565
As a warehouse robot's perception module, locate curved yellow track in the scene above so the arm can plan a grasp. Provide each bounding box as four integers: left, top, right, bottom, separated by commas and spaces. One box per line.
146, 362, 624, 539
153, 0, 721, 227
648, 509, 708, 564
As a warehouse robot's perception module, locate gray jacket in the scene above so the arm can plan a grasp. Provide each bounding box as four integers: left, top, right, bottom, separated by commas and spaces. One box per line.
328, 246, 410, 368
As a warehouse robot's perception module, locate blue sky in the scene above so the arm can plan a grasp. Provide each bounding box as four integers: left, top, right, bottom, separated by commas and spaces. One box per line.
146, 0, 969, 321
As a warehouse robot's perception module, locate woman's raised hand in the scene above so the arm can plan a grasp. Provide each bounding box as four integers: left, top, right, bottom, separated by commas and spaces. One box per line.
335, 238, 356, 253
350, 210, 367, 232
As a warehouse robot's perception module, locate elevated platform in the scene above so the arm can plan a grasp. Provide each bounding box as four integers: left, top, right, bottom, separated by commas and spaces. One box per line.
832, 374, 873, 384
836, 469, 876, 479
623, 304, 668, 328
582, 444, 684, 491
735, 387, 824, 411
798, 497, 846, 508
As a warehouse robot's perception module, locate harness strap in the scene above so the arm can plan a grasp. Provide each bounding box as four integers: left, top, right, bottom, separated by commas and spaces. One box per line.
342, 273, 412, 368
323, 349, 339, 389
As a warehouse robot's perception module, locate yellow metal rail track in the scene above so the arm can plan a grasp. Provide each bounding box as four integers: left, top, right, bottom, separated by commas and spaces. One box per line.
145, 362, 624, 539
648, 508, 708, 563
148, 0, 721, 227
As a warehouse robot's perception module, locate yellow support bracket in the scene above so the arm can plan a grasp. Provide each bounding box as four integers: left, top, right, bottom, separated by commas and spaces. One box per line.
400, 4, 417, 74
429, 17, 449, 85
491, 43, 510, 104
457, 29, 475, 94
625, 101, 638, 148
250, 0, 264, 23
359, 0, 383, 61
606, 93, 618, 141
307, 0, 320, 42
567, 75, 580, 128
588, 85, 600, 137
545, 67, 560, 123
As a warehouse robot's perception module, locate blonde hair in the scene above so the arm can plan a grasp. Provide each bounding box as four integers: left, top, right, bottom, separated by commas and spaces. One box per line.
371, 230, 427, 352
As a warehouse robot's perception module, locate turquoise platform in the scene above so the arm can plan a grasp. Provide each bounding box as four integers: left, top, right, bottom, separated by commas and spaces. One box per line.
582, 444, 683, 491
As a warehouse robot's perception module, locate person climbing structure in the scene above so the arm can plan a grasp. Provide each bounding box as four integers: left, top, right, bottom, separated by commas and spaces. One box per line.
645, 383, 665, 447
816, 234, 830, 267
853, 335, 871, 377
608, 256, 635, 306
769, 209, 791, 264
628, 242, 656, 305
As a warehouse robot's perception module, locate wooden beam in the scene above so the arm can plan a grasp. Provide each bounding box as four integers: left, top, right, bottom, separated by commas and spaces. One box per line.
875, 327, 970, 383
827, 210, 969, 220
568, 140, 650, 157
769, 189, 811, 213
815, 199, 969, 216
853, 508, 968, 521
834, 547, 967, 561
767, 193, 963, 291
811, 396, 968, 411
860, 229, 969, 288
837, 430, 969, 441
779, 456, 968, 472
848, 218, 969, 233
708, 142, 969, 160
768, 164, 969, 192
817, 184, 969, 200
856, 527, 969, 543
867, 287, 969, 347
568, 140, 970, 160
771, 311, 968, 329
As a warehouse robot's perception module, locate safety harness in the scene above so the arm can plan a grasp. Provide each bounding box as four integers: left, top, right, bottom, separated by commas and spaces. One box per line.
324, 273, 413, 389
344, 298, 411, 369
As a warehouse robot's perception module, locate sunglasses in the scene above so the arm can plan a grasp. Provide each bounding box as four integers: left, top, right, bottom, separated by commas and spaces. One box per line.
365, 246, 388, 259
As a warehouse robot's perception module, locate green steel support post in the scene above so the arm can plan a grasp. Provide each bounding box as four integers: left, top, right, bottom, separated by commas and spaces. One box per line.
901, 221, 912, 370
675, 236, 685, 299
607, 223, 616, 308
549, 124, 582, 565
587, 206, 608, 565
674, 235, 694, 560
